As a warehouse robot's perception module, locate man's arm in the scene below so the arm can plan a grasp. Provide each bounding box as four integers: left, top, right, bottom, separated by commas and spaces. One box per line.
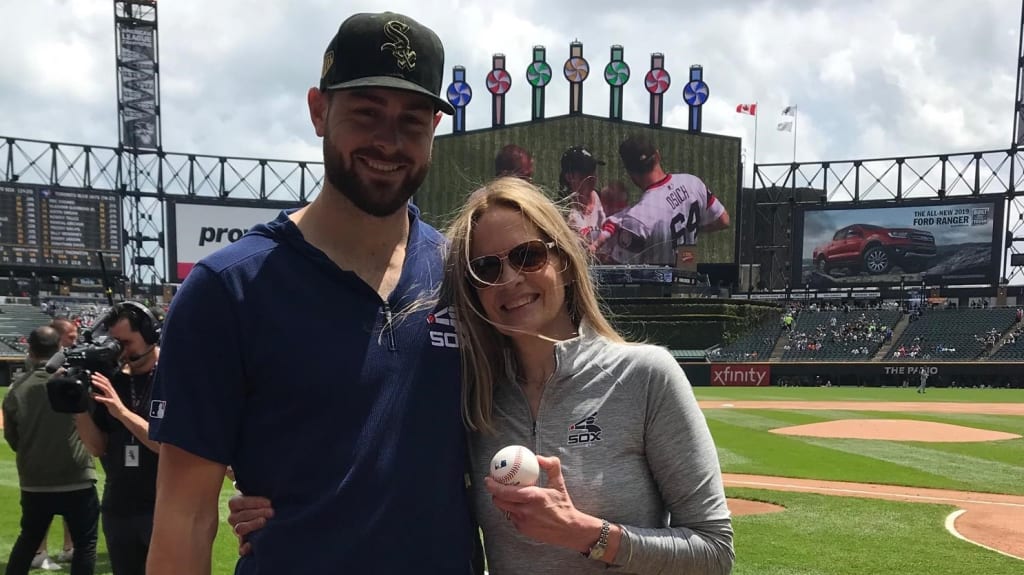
2, 394, 18, 451
118, 410, 161, 454
90, 373, 160, 453
701, 210, 729, 232
74, 413, 108, 457
147, 443, 227, 575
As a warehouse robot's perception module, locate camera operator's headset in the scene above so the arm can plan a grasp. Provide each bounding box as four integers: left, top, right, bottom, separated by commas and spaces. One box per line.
105, 301, 163, 345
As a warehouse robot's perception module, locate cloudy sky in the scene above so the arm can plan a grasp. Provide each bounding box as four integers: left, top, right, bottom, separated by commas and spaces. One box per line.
0, 0, 1019, 180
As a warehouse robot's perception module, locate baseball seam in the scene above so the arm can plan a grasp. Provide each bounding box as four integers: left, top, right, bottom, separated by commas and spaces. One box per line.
496, 449, 523, 485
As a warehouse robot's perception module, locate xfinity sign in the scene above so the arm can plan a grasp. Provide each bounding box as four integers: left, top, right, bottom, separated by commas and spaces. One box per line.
170, 201, 297, 281
710, 364, 771, 387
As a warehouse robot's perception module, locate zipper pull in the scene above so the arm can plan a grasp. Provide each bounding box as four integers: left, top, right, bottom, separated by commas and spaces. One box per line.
382, 301, 397, 351
532, 420, 537, 438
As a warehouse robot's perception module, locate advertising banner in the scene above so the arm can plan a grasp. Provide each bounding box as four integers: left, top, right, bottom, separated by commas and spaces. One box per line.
794, 198, 1004, 288
118, 25, 159, 150
710, 363, 771, 386
168, 200, 298, 282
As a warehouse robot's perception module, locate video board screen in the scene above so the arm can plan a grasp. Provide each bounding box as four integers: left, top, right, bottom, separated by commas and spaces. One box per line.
0, 183, 123, 274
420, 116, 740, 266
793, 198, 1004, 288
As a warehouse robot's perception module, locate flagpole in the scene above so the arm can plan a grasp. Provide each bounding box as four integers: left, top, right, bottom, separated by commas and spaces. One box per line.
792, 107, 798, 163
753, 101, 759, 186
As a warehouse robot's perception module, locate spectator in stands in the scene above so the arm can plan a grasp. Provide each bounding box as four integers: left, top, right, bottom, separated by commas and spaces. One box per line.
73, 303, 165, 575
4, 325, 99, 574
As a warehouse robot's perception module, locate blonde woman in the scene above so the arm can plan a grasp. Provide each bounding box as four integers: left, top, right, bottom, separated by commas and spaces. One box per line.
228, 177, 734, 574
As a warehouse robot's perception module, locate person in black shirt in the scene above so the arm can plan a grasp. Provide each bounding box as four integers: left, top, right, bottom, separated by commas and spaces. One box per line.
73, 302, 163, 575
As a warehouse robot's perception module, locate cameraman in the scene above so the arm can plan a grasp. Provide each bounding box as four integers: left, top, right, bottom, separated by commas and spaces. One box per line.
73, 303, 163, 575
3, 325, 99, 575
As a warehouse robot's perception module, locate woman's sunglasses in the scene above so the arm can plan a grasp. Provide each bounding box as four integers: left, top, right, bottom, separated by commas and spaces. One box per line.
467, 239, 557, 288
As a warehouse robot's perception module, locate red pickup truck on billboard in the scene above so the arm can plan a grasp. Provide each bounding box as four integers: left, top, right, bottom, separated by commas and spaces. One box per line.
812, 223, 936, 275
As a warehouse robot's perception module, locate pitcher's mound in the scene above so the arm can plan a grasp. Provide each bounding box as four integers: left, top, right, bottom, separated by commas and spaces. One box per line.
727, 498, 785, 516
771, 419, 1020, 442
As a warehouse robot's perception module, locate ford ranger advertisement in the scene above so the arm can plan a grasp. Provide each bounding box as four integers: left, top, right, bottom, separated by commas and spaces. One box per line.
795, 199, 1003, 288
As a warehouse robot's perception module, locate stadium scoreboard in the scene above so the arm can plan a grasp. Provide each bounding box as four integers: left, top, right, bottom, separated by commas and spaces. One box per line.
0, 183, 123, 274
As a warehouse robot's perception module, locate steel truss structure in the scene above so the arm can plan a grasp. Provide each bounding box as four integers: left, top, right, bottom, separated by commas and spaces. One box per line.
751, 147, 1024, 290
0, 137, 324, 283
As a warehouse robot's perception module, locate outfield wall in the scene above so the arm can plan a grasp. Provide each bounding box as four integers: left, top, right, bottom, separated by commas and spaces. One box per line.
686, 361, 1024, 388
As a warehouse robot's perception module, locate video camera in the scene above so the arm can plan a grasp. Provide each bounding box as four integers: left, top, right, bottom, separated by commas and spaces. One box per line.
45, 325, 122, 414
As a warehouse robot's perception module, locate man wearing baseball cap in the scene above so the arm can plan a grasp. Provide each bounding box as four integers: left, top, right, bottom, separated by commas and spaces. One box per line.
147, 11, 479, 574
560, 145, 607, 249
594, 134, 730, 265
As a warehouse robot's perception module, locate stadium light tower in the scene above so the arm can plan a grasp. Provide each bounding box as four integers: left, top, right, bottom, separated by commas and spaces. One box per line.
114, 0, 164, 285
114, 0, 161, 152
1015, 0, 1024, 146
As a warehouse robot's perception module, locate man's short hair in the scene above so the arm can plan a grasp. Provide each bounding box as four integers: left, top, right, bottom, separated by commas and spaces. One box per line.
28, 325, 61, 360
50, 317, 75, 335
619, 135, 659, 174
494, 144, 533, 178
103, 303, 165, 341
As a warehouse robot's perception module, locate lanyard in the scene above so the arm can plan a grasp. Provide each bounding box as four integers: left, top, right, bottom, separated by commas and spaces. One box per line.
126, 367, 155, 416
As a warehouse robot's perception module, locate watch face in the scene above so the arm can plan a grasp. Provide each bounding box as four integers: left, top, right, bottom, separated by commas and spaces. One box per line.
588, 546, 605, 560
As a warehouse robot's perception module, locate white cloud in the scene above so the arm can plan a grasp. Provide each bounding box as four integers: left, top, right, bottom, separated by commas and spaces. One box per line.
0, 0, 1017, 167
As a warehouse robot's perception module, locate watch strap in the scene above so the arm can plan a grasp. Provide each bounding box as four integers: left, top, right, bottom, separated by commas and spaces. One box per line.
584, 519, 611, 560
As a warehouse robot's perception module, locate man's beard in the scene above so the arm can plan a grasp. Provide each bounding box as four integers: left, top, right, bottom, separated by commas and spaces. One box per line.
323, 134, 430, 218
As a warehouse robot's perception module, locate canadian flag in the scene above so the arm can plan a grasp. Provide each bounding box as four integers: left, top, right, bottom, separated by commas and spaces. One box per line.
736, 103, 757, 115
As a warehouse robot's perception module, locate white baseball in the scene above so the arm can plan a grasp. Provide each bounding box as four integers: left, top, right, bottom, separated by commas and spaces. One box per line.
489, 445, 540, 487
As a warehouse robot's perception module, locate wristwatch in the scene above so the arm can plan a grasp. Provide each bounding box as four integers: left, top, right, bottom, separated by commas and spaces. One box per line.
584, 519, 611, 560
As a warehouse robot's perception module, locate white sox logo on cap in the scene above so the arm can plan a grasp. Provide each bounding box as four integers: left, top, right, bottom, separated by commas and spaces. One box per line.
381, 20, 416, 71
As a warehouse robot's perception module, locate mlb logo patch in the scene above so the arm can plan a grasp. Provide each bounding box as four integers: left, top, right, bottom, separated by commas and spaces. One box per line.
150, 400, 166, 419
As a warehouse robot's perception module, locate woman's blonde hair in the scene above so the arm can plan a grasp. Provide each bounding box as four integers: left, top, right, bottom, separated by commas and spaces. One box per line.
442, 176, 623, 433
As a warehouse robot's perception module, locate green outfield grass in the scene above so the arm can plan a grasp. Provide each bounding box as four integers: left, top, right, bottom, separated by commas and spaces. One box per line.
693, 386, 1024, 402
2, 386, 1021, 573
0, 452, 242, 574
726, 488, 1020, 575
0, 386, 241, 574
704, 408, 1024, 495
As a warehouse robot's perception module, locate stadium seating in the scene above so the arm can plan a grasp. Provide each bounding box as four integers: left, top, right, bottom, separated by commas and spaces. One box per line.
989, 327, 1024, 360
0, 304, 57, 356
780, 309, 901, 361
888, 308, 1017, 361
708, 312, 783, 361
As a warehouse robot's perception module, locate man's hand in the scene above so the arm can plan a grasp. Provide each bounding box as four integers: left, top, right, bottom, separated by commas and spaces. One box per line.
227, 494, 275, 556
90, 372, 128, 421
